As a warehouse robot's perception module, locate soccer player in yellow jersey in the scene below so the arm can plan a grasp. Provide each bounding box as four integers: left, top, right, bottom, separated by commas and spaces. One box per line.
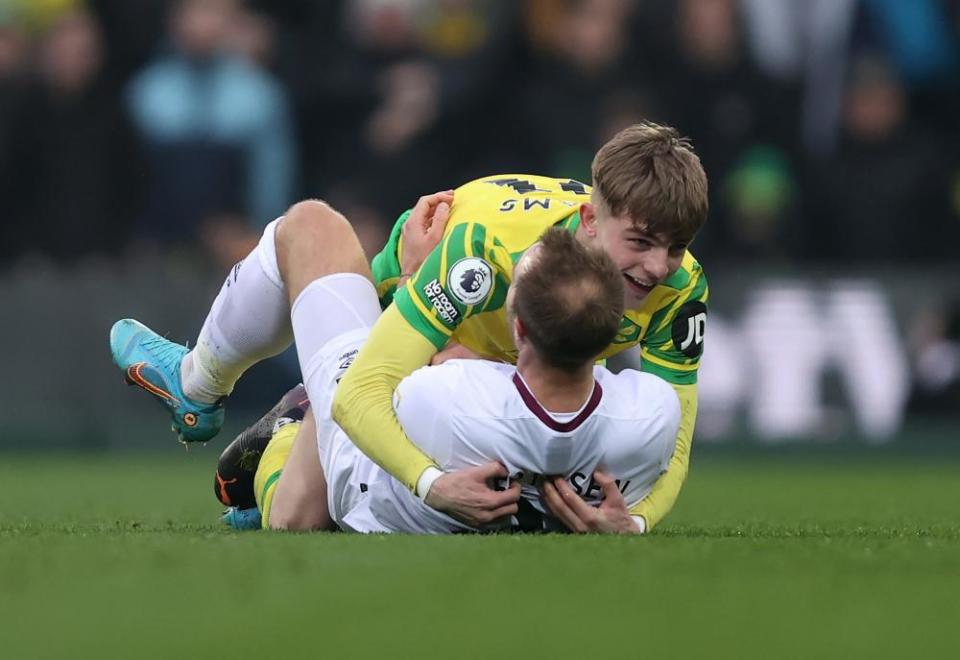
336, 123, 708, 533
111, 121, 708, 533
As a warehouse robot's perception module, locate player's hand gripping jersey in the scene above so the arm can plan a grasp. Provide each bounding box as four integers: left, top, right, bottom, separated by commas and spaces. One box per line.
335, 174, 708, 530
325, 359, 680, 534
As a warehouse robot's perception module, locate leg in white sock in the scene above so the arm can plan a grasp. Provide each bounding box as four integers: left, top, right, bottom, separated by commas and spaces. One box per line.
290, 274, 381, 389
263, 199, 377, 527
182, 199, 373, 405
270, 275, 380, 531
181, 219, 293, 403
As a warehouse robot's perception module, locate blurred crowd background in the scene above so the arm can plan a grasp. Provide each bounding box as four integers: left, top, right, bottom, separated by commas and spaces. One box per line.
3, 0, 960, 264
0, 0, 958, 445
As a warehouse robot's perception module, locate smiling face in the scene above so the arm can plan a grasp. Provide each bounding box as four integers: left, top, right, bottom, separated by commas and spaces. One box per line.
585, 122, 708, 307
578, 200, 688, 308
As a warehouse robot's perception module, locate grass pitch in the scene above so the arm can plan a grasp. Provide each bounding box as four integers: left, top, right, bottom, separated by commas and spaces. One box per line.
1, 451, 957, 660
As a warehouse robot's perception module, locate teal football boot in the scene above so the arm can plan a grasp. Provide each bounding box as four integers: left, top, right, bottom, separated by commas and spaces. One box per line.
221, 506, 262, 530
110, 319, 225, 443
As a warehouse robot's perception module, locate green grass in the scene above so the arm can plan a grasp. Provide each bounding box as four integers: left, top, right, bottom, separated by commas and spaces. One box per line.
1, 452, 958, 660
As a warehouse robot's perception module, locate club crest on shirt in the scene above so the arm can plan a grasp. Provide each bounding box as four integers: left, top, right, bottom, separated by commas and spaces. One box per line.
613, 317, 642, 344
446, 257, 493, 306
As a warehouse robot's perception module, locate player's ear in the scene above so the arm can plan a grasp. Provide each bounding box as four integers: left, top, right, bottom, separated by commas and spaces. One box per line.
580, 203, 598, 237
513, 317, 527, 346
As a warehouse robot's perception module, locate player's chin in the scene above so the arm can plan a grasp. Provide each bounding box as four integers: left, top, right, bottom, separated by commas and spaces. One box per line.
622, 290, 649, 309
622, 275, 654, 305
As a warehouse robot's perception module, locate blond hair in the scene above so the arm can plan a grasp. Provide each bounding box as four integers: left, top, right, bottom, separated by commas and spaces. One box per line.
592, 122, 709, 243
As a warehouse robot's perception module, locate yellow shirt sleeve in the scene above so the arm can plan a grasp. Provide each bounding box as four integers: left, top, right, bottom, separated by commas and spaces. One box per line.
629, 382, 698, 530
332, 304, 440, 492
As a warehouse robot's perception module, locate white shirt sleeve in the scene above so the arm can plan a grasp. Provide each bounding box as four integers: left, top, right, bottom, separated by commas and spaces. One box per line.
393, 364, 457, 467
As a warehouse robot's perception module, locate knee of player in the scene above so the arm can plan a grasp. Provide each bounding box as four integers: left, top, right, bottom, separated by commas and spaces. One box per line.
277, 199, 352, 246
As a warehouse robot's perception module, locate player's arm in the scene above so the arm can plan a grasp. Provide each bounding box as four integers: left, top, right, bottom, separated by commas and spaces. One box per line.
370, 210, 411, 308
542, 371, 682, 535
333, 220, 518, 522
370, 191, 454, 308
630, 278, 708, 531
333, 304, 443, 486
629, 382, 697, 531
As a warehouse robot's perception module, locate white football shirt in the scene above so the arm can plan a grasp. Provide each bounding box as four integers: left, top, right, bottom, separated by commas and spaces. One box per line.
345, 359, 680, 534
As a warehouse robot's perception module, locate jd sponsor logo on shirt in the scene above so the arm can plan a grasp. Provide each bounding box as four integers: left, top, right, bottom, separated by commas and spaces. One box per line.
671, 301, 707, 358
447, 257, 493, 306
423, 278, 459, 324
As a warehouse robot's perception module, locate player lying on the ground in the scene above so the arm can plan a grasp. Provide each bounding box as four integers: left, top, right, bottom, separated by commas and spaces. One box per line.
110, 121, 708, 532
217, 228, 680, 533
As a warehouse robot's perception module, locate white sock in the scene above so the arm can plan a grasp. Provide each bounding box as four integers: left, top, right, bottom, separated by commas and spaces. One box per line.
181, 219, 293, 403
290, 273, 381, 382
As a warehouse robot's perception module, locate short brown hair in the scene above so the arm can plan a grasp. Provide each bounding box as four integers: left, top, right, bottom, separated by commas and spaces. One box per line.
592, 121, 709, 243
512, 228, 625, 371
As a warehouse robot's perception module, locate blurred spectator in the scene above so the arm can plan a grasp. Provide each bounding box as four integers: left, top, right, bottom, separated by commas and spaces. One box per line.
0, 0, 956, 271
395, 0, 523, 178
521, 0, 651, 181
223, 4, 275, 67
662, 0, 790, 154
908, 301, 960, 417
739, 0, 859, 157
5, 7, 143, 262
741, 0, 960, 157
274, 0, 517, 235
0, 8, 29, 261
87, 0, 167, 83
651, 0, 797, 261
805, 54, 953, 262
287, 0, 521, 237
126, 0, 295, 247
720, 146, 799, 260
858, 0, 960, 136
860, 0, 958, 86
1, 0, 81, 32
281, 0, 433, 233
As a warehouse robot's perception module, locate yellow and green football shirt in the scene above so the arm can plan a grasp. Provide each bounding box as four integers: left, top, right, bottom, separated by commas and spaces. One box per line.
337, 173, 706, 530
370, 174, 709, 385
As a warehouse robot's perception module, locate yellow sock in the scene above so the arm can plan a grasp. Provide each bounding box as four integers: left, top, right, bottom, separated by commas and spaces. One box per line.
253, 421, 300, 529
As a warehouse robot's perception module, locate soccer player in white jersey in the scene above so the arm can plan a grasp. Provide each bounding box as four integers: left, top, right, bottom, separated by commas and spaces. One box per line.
113, 123, 709, 532
245, 227, 680, 534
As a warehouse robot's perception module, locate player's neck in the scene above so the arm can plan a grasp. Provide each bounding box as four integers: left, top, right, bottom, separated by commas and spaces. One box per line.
515, 353, 595, 414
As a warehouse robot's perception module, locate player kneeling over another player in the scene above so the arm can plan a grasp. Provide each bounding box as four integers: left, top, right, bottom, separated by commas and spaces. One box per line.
229, 227, 679, 533
112, 122, 707, 531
